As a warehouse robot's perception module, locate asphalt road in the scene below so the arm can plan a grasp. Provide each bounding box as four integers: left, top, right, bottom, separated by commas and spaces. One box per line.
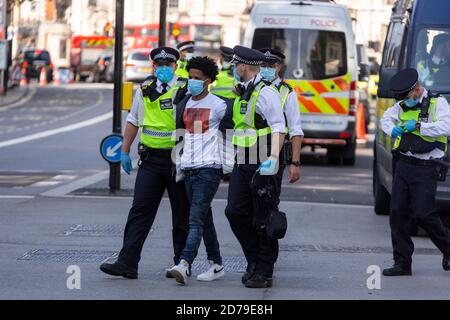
1, 84, 449, 300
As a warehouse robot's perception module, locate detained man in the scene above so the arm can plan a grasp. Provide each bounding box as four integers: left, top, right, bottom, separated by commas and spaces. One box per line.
169, 56, 228, 285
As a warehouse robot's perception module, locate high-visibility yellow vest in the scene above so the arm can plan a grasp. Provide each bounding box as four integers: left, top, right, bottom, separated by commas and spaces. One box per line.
176, 60, 189, 79
140, 79, 186, 149
394, 97, 448, 152
211, 70, 236, 99
232, 81, 271, 148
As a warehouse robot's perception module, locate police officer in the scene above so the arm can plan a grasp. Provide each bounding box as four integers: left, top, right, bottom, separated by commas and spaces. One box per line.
381, 68, 450, 276
211, 46, 237, 100
100, 47, 190, 279
225, 45, 286, 288
417, 33, 450, 85
176, 41, 195, 79
257, 47, 303, 188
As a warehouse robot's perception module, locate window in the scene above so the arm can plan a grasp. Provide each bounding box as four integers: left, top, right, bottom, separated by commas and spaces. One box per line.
413, 28, 450, 90
59, 39, 67, 59
252, 28, 347, 80
131, 52, 150, 61
169, 0, 179, 8
382, 22, 406, 68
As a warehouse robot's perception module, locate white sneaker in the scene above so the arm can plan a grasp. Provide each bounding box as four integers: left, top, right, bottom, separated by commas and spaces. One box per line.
197, 261, 225, 281
170, 260, 190, 285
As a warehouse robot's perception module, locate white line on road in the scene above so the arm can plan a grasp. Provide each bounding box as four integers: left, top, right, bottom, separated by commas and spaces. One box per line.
0, 111, 112, 149
0, 195, 35, 199
0, 85, 37, 112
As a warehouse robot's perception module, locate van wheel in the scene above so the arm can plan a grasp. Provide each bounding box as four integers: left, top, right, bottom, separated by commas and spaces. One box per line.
373, 160, 390, 215
343, 140, 356, 166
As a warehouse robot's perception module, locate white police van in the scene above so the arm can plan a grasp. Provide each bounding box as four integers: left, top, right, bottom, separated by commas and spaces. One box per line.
244, 0, 362, 165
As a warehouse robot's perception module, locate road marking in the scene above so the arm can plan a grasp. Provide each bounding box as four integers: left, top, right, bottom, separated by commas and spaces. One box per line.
0, 112, 112, 149
0, 195, 35, 199
41, 159, 139, 197
0, 85, 37, 112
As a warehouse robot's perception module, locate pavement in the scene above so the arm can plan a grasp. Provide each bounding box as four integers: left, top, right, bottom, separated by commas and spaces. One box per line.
1, 84, 450, 300
0, 85, 30, 108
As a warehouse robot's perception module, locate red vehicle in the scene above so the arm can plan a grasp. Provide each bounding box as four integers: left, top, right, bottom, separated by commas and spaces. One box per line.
70, 36, 114, 81
124, 24, 159, 50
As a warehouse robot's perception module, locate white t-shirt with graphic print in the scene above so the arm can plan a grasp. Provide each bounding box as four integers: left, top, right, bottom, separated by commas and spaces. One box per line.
180, 93, 227, 169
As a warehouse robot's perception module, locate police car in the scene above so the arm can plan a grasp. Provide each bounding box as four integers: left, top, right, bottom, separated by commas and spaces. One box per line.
244, 0, 360, 165
373, 0, 450, 230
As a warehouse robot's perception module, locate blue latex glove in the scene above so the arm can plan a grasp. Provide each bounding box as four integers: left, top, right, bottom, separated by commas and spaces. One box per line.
258, 157, 278, 176
121, 152, 132, 175
404, 120, 416, 132
391, 126, 404, 139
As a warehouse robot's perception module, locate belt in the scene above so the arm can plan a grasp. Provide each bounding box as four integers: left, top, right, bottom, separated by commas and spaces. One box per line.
399, 154, 436, 166
141, 146, 173, 159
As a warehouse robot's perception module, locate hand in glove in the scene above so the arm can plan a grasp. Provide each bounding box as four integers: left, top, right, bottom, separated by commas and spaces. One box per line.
121, 152, 133, 175
391, 126, 404, 139
258, 156, 279, 176
404, 120, 416, 132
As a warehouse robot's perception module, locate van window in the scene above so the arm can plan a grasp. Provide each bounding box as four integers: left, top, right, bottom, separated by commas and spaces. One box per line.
252, 28, 347, 80
413, 28, 450, 90
382, 22, 406, 68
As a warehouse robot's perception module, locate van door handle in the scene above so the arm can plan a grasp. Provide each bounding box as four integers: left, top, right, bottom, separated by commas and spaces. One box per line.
299, 91, 315, 98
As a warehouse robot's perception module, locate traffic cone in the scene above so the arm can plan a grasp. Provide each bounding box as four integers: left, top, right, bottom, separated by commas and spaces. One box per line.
20, 67, 28, 86
39, 67, 48, 86
356, 102, 367, 142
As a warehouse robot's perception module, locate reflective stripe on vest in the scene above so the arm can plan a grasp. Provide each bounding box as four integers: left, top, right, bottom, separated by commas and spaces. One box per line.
140, 79, 185, 149
232, 81, 271, 147
393, 97, 448, 152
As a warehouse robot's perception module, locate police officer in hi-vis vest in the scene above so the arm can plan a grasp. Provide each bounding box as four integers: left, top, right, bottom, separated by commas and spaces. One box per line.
100, 47, 190, 279
211, 46, 237, 100
225, 45, 286, 288
257, 47, 303, 189
381, 68, 450, 276
176, 41, 195, 79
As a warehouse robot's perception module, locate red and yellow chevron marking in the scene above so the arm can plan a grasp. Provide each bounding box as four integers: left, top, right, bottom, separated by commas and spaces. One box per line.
286, 73, 351, 115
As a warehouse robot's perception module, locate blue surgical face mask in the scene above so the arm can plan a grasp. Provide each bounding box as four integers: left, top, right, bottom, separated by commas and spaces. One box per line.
222, 61, 231, 70
185, 53, 194, 61
155, 65, 174, 83
260, 67, 277, 81
404, 97, 420, 107
233, 66, 241, 82
188, 79, 205, 96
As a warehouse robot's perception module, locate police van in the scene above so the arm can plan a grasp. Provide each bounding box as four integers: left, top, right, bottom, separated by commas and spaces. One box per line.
244, 0, 361, 165
373, 0, 450, 224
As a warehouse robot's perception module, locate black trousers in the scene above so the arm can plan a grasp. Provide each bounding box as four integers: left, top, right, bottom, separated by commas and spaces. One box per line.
118, 155, 189, 270
225, 164, 280, 277
390, 158, 450, 268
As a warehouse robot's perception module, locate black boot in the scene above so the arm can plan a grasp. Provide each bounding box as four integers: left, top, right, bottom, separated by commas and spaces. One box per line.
100, 261, 138, 279
382, 264, 412, 276
443, 255, 450, 271
241, 262, 257, 284
245, 274, 273, 288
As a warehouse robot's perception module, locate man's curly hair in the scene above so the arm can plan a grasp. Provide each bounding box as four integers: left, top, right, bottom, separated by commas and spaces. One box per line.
186, 56, 219, 82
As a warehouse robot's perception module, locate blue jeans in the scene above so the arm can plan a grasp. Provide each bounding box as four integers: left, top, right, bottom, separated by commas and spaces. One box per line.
181, 168, 223, 265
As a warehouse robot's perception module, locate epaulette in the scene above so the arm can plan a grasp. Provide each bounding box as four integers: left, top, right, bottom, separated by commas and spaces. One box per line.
278, 81, 293, 93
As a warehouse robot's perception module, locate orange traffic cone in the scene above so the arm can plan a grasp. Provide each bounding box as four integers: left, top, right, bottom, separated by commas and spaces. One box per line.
20, 67, 28, 86
356, 102, 367, 142
39, 67, 48, 86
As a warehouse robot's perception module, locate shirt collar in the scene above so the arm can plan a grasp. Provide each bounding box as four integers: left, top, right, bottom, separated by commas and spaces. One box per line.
273, 78, 281, 86
156, 76, 178, 88
419, 88, 428, 103
243, 74, 262, 88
